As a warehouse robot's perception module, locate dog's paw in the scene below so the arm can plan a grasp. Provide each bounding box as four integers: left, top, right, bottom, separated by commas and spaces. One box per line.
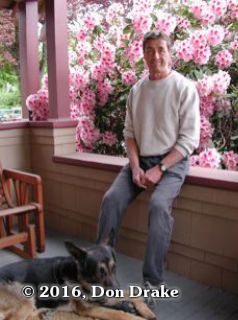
108, 301, 137, 315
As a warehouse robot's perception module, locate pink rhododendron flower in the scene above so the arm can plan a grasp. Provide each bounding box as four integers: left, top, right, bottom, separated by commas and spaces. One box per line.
190, 31, 207, 48
133, 14, 152, 36
101, 42, 116, 69
190, 155, 200, 167
206, 25, 225, 46
93, 35, 106, 51
76, 42, 91, 59
227, 0, 238, 10
189, 31, 212, 65
189, 0, 208, 20
209, 0, 228, 18
230, 33, 238, 50
199, 96, 216, 118
198, 148, 221, 169
70, 102, 80, 120
70, 70, 89, 91
106, 3, 124, 24
155, 12, 177, 35
176, 16, 191, 31
200, 11, 216, 25
199, 116, 214, 149
197, 76, 213, 97
69, 86, 78, 103
224, 29, 233, 41
80, 88, 96, 115
228, 1, 238, 20
76, 116, 101, 150
132, 0, 155, 15
68, 50, 77, 64
175, 40, 194, 62
122, 70, 137, 86
212, 70, 231, 95
76, 28, 88, 41
126, 40, 143, 66
42, 74, 48, 90
193, 44, 211, 65
102, 131, 117, 146
222, 151, 238, 170
26, 90, 49, 121
97, 79, 113, 107
91, 63, 107, 81
215, 49, 233, 69
83, 12, 103, 30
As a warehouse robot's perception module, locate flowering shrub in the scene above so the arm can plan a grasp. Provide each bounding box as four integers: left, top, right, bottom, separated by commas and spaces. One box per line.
29, 0, 238, 170
0, 9, 16, 67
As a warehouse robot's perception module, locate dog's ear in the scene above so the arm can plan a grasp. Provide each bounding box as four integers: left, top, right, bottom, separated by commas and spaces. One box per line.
64, 241, 87, 261
100, 228, 115, 247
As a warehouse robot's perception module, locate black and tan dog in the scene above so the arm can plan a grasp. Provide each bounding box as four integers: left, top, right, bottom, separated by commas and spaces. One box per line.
0, 239, 118, 309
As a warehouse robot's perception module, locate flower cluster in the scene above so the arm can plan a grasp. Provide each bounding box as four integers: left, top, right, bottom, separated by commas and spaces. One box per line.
197, 71, 231, 97
26, 89, 49, 121
190, 148, 221, 169
222, 151, 238, 171
215, 49, 233, 69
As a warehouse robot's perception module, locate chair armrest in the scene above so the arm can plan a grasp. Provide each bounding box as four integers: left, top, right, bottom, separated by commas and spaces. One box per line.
3, 169, 42, 186
2, 169, 43, 206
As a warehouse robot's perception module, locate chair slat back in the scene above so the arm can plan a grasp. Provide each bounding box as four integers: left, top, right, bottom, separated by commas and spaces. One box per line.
0, 162, 14, 208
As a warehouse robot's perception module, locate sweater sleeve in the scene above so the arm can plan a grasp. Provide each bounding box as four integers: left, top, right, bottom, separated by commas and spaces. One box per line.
123, 89, 135, 139
174, 82, 200, 156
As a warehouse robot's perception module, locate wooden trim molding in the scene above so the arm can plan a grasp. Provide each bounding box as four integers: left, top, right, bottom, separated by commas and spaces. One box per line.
0, 119, 77, 130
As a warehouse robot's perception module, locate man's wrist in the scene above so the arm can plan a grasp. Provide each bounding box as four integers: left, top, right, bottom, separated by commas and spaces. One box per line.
157, 162, 168, 173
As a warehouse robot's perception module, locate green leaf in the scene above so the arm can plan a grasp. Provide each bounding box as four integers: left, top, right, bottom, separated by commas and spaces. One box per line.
123, 25, 132, 34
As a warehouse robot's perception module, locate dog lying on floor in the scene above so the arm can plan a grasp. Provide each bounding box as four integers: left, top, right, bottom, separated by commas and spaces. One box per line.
0, 281, 156, 320
0, 238, 157, 319
0, 239, 118, 309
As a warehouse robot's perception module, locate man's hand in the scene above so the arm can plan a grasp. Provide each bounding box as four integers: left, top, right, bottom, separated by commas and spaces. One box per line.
132, 167, 147, 189
144, 165, 163, 187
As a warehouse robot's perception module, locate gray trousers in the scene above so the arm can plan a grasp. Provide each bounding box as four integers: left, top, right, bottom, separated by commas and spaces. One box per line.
96, 155, 189, 285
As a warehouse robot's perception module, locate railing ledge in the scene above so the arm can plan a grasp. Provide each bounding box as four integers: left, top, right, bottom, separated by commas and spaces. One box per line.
53, 153, 238, 192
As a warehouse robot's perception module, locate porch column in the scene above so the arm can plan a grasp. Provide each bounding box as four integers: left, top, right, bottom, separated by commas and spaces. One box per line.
45, 0, 70, 119
18, 0, 40, 119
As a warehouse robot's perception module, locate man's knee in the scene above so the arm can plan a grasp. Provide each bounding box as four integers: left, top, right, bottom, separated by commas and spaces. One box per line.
102, 188, 119, 207
149, 194, 170, 214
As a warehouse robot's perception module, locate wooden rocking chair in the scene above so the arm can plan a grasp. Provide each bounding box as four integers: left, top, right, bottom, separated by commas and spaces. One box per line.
0, 162, 45, 258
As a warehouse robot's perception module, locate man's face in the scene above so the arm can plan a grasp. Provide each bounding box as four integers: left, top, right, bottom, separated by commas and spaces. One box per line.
143, 38, 171, 75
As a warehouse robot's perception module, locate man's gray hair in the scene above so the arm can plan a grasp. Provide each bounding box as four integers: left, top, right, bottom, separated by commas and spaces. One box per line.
143, 31, 173, 51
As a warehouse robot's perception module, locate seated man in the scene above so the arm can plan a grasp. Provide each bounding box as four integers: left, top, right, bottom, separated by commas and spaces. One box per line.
96, 31, 200, 306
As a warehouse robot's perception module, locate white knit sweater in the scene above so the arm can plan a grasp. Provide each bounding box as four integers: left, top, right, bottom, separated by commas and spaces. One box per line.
123, 70, 200, 157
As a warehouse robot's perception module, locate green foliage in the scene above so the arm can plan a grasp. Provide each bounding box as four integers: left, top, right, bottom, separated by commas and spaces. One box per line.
0, 90, 20, 109
0, 63, 20, 110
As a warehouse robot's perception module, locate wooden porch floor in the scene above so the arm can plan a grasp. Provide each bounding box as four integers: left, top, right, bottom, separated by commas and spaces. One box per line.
0, 228, 238, 319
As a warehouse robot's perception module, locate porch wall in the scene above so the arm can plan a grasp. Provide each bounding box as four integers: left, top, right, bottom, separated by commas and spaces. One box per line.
0, 126, 237, 294
0, 127, 31, 170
